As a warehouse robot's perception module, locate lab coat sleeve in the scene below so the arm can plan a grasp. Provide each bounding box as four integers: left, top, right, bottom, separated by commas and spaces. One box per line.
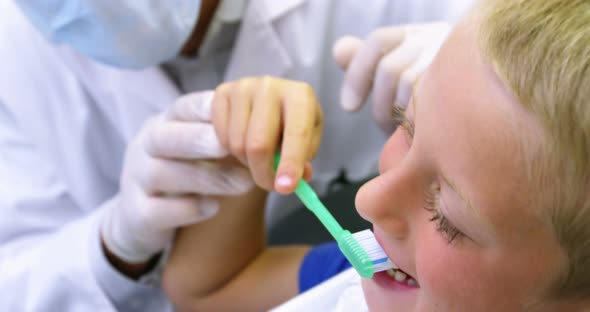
0, 108, 170, 312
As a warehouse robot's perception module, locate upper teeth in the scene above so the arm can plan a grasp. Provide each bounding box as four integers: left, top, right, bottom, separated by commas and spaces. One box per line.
407, 278, 418, 287
394, 270, 407, 282
386, 268, 418, 287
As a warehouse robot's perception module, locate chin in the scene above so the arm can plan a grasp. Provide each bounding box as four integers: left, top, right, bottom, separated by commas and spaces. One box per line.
361, 277, 418, 312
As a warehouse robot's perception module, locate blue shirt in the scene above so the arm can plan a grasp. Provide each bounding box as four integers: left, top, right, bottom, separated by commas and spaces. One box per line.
298, 242, 351, 293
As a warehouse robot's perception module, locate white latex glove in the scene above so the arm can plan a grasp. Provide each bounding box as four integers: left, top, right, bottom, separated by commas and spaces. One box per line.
333, 23, 451, 134
101, 91, 255, 263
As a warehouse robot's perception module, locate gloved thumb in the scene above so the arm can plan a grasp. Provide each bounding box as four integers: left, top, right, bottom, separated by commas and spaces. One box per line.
178, 197, 220, 225
158, 196, 220, 228
333, 36, 362, 70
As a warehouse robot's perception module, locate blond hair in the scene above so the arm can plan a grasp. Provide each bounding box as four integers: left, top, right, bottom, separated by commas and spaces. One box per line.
478, 0, 590, 300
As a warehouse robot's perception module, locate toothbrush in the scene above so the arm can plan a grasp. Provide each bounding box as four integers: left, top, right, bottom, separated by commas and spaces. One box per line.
274, 153, 395, 278
351, 229, 397, 273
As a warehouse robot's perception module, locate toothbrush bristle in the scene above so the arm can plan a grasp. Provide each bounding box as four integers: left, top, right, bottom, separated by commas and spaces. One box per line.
352, 229, 396, 273
338, 230, 374, 278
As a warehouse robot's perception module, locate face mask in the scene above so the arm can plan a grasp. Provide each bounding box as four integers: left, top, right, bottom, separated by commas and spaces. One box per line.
15, 0, 202, 69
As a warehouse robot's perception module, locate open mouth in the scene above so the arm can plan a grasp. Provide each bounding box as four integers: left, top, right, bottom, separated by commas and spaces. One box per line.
385, 267, 419, 287
372, 229, 420, 288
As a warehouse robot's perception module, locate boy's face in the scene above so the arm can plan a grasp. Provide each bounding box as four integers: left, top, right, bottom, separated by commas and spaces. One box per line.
356, 16, 567, 311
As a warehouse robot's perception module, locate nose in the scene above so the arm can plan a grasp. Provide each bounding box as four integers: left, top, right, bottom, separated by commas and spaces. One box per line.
378, 128, 409, 174
355, 159, 423, 239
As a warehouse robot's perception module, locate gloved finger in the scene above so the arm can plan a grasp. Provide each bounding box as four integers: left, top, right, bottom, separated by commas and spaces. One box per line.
143, 118, 228, 159
332, 36, 363, 70
165, 91, 215, 122
340, 27, 405, 112
145, 195, 220, 230
275, 83, 318, 194
395, 36, 443, 108
228, 79, 255, 164
372, 39, 423, 134
212, 83, 231, 148
246, 77, 281, 191
137, 158, 254, 195
395, 59, 426, 112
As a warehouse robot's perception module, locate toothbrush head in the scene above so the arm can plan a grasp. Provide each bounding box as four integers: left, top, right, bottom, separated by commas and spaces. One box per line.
338, 230, 375, 278
352, 229, 396, 273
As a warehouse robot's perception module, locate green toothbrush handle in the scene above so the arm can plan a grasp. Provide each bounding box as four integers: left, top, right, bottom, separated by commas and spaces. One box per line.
274, 153, 374, 278
273, 153, 345, 239
293, 180, 345, 239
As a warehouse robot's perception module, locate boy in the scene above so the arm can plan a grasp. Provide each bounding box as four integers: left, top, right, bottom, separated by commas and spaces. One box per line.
163, 1, 590, 311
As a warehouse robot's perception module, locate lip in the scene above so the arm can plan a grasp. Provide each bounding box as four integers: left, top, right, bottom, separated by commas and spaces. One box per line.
372, 227, 419, 285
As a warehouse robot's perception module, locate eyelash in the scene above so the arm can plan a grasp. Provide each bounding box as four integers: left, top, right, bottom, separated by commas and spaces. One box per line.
424, 185, 463, 244
392, 105, 463, 244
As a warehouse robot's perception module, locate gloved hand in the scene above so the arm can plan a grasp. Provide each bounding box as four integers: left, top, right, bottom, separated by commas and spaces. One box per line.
333, 23, 451, 134
101, 91, 255, 263
212, 77, 323, 194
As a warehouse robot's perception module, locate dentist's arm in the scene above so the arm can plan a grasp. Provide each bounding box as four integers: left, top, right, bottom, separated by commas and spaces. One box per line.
0, 91, 255, 312
100, 91, 254, 274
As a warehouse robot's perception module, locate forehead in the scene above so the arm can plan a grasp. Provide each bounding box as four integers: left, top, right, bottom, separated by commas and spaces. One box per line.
416, 17, 549, 240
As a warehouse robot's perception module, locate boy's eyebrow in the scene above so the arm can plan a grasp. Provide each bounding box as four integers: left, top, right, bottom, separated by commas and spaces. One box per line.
390, 100, 416, 137
391, 107, 415, 138
440, 172, 476, 217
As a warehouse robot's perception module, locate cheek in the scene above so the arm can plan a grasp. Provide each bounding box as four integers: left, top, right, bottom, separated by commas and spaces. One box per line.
415, 234, 524, 310
416, 240, 489, 310
419, 243, 478, 298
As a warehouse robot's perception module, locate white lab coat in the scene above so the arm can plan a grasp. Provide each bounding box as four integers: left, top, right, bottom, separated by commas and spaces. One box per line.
0, 0, 472, 311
